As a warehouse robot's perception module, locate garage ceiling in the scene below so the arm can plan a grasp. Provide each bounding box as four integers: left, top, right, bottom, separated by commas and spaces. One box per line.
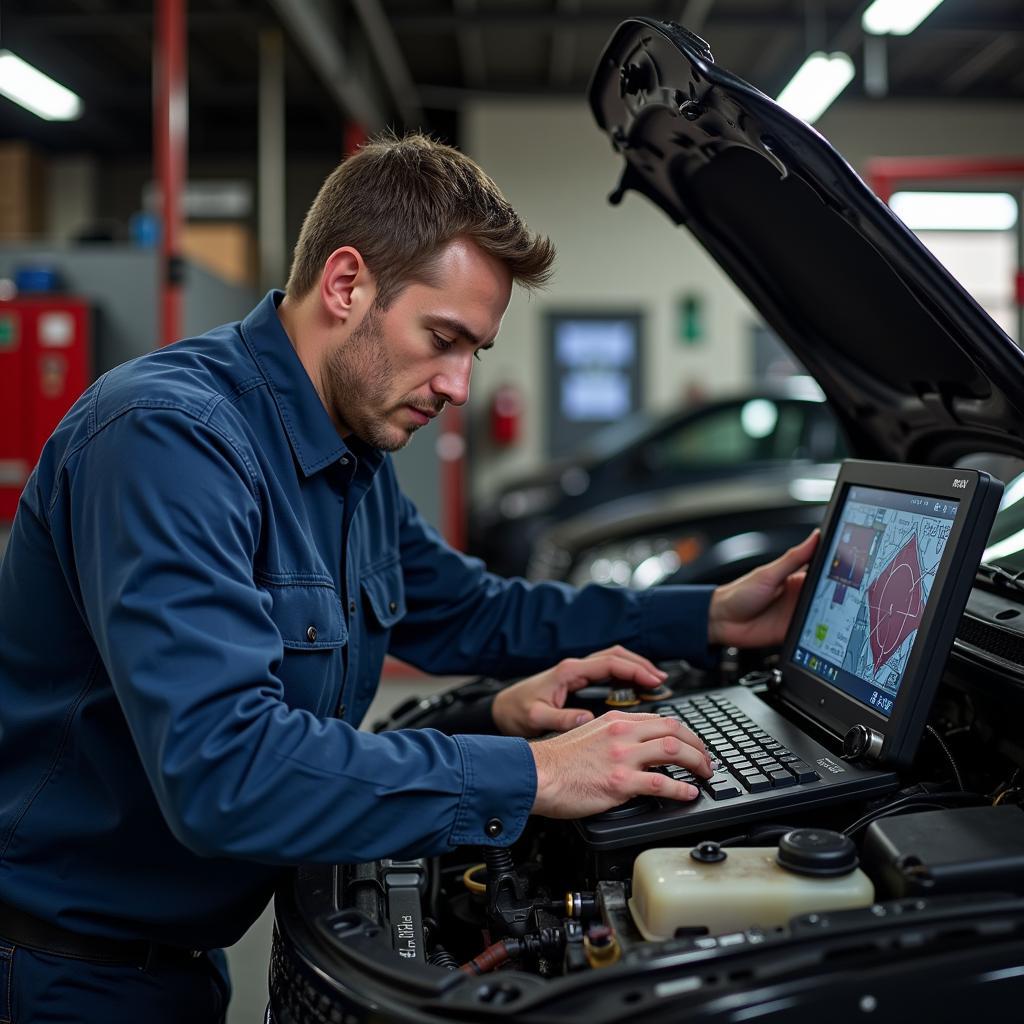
1, 0, 1022, 157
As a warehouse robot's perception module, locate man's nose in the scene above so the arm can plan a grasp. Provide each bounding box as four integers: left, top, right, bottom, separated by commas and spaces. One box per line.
432, 355, 472, 407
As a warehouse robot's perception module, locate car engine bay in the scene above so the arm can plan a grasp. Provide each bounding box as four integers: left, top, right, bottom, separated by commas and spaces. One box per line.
270, 570, 1024, 1023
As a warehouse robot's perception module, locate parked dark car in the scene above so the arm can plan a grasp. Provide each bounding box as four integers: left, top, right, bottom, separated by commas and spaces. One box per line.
270, 19, 1024, 1024
527, 461, 840, 588
470, 380, 845, 577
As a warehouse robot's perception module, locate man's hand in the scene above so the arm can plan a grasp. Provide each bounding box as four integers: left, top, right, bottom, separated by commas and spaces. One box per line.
529, 711, 712, 818
492, 646, 668, 738
707, 530, 819, 649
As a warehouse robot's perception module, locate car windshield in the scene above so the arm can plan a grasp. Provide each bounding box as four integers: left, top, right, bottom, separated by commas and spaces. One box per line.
983, 467, 1024, 573
577, 409, 660, 461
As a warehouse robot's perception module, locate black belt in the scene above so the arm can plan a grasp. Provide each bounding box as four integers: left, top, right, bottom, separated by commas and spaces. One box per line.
0, 899, 205, 970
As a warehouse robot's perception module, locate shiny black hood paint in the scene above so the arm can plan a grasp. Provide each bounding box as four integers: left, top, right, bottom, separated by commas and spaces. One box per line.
589, 18, 1024, 466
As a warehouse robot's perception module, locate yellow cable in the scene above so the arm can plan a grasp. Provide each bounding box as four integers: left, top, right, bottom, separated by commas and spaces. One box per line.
463, 863, 487, 893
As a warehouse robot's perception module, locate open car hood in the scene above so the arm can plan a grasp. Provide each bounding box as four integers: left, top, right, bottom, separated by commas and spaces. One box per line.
589, 18, 1024, 467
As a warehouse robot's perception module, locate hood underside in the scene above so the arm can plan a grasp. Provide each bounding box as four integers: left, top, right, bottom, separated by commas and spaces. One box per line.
589, 18, 1024, 467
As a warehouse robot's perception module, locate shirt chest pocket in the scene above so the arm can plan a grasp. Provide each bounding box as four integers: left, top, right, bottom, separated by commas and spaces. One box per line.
262, 581, 348, 716
350, 559, 406, 719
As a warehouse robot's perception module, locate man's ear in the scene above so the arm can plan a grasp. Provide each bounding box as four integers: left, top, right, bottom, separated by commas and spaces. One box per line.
320, 247, 374, 323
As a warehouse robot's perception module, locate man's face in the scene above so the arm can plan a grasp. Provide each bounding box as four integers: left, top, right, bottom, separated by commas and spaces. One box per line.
322, 238, 513, 452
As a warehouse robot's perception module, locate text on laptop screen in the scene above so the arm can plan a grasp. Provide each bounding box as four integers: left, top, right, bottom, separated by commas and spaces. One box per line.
792, 485, 958, 718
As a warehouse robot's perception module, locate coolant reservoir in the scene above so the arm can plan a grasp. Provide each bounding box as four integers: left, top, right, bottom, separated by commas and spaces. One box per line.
629, 830, 875, 940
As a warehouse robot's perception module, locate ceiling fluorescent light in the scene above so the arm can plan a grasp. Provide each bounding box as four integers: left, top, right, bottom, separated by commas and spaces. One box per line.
776, 52, 854, 125
890, 191, 1018, 231
862, 0, 945, 36
0, 50, 82, 121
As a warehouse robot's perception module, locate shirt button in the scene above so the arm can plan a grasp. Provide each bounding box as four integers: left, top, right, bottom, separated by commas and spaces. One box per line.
388, 600, 397, 613
349, 599, 356, 614
340, 456, 349, 466
484, 818, 504, 839
306, 625, 318, 642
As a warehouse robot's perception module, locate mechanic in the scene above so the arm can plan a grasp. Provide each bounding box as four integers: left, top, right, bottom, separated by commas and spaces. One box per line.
0, 133, 817, 1022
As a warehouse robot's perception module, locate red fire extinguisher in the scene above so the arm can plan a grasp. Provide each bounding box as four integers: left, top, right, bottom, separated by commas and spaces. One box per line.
489, 383, 522, 447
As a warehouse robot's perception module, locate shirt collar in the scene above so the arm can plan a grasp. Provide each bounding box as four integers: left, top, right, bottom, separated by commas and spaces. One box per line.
239, 290, 356, 477
241, 290, 383, 479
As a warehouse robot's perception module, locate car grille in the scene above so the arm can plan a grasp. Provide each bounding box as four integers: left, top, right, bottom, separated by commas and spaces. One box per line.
955, 613, 1024, 679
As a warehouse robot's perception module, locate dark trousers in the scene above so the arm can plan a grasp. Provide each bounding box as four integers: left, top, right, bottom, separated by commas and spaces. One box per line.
0, 938, 230, 1024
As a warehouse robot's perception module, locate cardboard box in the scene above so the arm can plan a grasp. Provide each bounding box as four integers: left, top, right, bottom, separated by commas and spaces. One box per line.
181, 221, 257, 287
0, 141, 46, 240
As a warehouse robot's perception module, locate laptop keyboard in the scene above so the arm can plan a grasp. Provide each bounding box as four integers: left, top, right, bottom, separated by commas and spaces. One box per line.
655, 695, 821, 800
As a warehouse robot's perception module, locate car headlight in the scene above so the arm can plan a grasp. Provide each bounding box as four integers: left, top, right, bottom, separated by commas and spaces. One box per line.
569, 535, 705, 589
498, 483, 561, 519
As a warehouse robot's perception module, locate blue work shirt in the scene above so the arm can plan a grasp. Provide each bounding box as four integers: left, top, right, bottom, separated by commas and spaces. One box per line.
0, 291, 715, 950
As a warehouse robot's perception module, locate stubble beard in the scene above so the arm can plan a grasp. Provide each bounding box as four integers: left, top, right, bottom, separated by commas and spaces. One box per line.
322, 308, 416, 452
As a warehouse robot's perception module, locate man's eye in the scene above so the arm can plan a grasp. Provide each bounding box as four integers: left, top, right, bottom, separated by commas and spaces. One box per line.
432, 332, 454, 352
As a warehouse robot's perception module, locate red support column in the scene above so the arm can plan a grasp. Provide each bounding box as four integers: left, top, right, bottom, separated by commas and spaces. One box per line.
866, 157, 1024, 204
343, 121, 369, 158
154, 0, 187, 347
865, 157, 1024, 344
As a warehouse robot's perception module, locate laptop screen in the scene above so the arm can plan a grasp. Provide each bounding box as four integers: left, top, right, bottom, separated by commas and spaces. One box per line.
791, 484, 959, 718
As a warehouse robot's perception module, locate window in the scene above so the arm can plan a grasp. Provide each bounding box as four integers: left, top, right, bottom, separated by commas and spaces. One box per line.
646, 399, 835, 470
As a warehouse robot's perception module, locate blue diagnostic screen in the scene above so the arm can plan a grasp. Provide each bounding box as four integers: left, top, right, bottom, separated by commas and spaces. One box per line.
792, 485, 957, 717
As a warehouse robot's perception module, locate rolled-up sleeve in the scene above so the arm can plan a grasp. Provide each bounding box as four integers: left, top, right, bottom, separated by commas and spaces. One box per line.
61, 407, 536, 862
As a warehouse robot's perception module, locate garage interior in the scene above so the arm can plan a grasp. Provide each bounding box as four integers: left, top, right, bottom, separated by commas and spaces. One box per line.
1, 2, 1024, 1021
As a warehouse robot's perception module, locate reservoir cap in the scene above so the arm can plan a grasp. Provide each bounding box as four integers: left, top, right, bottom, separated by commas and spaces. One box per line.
777, 829, 858, 877
690, 840, 728, 864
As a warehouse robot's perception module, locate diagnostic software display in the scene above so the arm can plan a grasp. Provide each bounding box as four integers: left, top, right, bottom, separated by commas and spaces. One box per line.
793, 484, 957, 717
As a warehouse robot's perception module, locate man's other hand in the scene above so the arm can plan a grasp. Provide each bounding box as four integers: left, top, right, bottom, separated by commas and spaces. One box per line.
529, 712, 712, 818
492, 646, 667, 738
707, 529, 819, 649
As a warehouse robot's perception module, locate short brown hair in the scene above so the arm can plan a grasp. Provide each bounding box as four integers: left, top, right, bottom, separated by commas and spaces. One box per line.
286, 132, 555, 305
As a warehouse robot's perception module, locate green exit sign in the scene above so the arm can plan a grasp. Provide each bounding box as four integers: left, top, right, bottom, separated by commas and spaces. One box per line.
0, 314, 18, 350
677, 294, 704, 345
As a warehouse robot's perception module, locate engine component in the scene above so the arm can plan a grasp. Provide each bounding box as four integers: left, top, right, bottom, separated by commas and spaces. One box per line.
775, 828, 859, 876
461, 929, 567, 975
629, 834, 875, 940
862, 804, 1024, 899
378, 859, 427, 962
583, 925, 621, 968
484, 847, 532, 938
563, 891, 598, 920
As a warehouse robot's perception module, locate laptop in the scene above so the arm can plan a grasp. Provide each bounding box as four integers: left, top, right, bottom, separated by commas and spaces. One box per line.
578, 459, 1003, 849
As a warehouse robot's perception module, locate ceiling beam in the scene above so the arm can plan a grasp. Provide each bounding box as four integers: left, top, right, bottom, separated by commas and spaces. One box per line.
944, 36, 1019, 94
395, 10, 810, 33
391, 10, 1024, 35
265, 0, 388, 129
348, 0, 424, 128
748, 33, 799, 93
549, 0, 582, 88
677, 0, 716, 36
418, 83, 590, 108
454, 0, 488, 90
16, 12, 264, 35
829, 0, 876, 54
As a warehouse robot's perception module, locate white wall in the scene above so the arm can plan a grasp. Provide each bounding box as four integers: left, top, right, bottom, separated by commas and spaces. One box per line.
463, 99, 758, 503
816, 101, 1024, 172
463, 97, 1024, 503
47, 155, 97, 242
